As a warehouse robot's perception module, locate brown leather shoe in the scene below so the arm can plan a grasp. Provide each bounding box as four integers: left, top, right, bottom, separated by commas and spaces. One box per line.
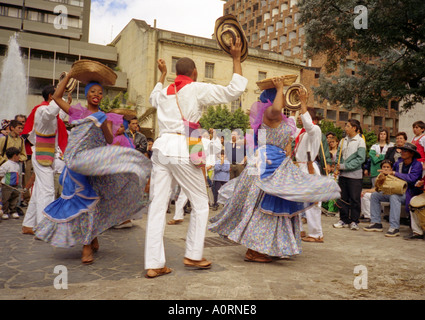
168, 219, 183, 225
302, 236, 324, 243
22, 226, 34, 235
145, 266, 173, 278
244, 249, 272, 263
183, 257, 212, 269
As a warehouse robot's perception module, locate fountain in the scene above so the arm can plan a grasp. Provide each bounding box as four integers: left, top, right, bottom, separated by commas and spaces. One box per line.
0, 33, 28, 122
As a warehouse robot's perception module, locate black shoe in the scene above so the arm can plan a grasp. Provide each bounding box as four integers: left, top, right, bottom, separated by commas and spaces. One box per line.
385, 228, 400, 237
403, 233, 424, 240
363, 223, 383, 232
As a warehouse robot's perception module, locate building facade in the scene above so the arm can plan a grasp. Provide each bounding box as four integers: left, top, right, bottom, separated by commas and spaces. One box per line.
222, 0, 401, 139
0, 0, 127, 115
111, 19, 303, 138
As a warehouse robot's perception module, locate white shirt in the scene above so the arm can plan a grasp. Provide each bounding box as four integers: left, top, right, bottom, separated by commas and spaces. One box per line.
28, 100, 61, 148
149, 73, 248, 158
0, 160, 21, 185
292, 111, 322, 163
202, 137, 222, 167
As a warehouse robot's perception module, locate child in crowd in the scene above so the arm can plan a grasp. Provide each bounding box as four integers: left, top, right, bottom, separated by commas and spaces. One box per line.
360, 159, 393, 222
0, 147, 23, 220
212, 150, 230, 211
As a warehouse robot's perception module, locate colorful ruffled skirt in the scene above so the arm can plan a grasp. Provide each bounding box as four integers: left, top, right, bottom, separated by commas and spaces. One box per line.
208, 144, 340, 257
35, 112, 152, 248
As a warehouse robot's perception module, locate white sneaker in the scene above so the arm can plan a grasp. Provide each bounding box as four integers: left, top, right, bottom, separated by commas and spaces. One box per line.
350, 222, 359, 230
11, 212, 19, 219
333, 220, 348, 228
2, 213, 9, 220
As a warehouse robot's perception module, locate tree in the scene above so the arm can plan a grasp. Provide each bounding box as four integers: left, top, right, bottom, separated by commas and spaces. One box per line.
199, 105, 250, 133
99, 91, 132, 113
298, 0, 425, 112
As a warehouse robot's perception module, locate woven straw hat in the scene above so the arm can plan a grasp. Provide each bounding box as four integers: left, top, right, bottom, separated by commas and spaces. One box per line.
59, 71, 78, 93
214, 15, 248, 62
256, 75, 298, 90
70, 59, 117, 86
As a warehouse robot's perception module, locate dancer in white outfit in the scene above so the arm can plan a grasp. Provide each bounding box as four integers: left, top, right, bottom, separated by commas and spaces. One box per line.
292, 93, 324, 242
21, 85, 68, 235
144, 38, 247, 278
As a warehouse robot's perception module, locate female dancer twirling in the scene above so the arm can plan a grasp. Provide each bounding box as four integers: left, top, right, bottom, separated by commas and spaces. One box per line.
35, 72, 151, 264
208, 77, 340, 262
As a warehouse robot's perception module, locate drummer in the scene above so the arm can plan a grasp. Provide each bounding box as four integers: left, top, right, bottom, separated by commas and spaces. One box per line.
405, 177, 425, 240
363, 142, 423, 237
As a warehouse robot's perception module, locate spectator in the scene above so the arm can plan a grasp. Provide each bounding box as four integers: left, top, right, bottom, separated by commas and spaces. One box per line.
145, 137, 154, 159
385, 132, 407, 165
411, 120, 425, 167
369, 129, 393, 186
326, 131, 337, 144
16, 114, 32, 207
225, 129, 246, 179
364, 142, 423, 237
0, 120, 26, 165
360, 159, 393, 222
333, 119, 366, 230
0, 120, 10, 138
322, 135, 339, 215
405, 177, 425, 240
212, 150, 230, 211
125, 116, 147, 154
0, 147, 23, 220
327, 135, 339, 170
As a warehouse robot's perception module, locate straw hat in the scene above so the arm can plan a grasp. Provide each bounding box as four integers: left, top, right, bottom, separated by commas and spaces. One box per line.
59, 72, 77, 93
256, 75, 298, 90
214, 14, 248, 62
70, 59, 117, 86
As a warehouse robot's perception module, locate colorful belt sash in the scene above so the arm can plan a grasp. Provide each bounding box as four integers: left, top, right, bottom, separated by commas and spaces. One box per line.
35, 131, 56, 166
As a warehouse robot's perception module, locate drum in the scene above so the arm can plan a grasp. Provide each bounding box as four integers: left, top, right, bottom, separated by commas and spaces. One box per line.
409, 193, 425, 231
376, 174, 407, 195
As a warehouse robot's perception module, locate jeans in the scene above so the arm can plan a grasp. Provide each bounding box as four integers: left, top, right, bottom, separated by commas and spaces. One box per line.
370, 192, 406, 229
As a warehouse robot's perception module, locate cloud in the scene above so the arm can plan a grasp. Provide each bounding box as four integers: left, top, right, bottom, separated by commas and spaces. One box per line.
89, 0, 224, 45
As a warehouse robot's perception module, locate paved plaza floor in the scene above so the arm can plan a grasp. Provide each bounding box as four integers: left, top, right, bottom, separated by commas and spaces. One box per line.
1, 206, 425, 301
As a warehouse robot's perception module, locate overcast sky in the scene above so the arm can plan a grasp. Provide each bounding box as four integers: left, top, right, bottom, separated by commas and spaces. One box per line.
89, 0, 225, 45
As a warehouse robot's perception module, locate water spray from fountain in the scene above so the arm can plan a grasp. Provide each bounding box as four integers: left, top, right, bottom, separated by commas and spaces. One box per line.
0, 33, 28, 122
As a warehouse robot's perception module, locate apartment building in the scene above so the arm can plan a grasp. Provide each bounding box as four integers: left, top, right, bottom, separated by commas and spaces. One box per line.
222, 0, 400, 138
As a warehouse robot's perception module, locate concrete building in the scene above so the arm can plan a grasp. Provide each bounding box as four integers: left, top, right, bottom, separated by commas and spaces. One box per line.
0, 0, 127, 115
111, 19, 303, 138
222, 0, 401, 138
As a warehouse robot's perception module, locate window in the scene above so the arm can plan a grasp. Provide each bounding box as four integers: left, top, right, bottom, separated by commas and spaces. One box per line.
374, 116, 383, 126
171, 57, 180, 74
205, 62, 214, 79
339, 111, 349, 122
231, 98, 241, 113
326, 110, 337, 121
258, 71, 267, 81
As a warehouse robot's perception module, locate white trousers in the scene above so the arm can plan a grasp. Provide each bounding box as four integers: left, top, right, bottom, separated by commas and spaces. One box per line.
361, 192, 372, 219
144, 151, 209, 269
299, 162, 323, 238
22, 156, 55, 228
173, 189, 188, 221
411, 210, 424, 235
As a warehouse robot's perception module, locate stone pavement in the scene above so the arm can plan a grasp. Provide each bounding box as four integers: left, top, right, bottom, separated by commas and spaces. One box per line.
1, 205, 425, 301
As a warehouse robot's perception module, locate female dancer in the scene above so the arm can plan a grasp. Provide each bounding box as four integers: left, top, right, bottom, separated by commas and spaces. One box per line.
35, 72, 151, 264
208, 77, 340, 262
